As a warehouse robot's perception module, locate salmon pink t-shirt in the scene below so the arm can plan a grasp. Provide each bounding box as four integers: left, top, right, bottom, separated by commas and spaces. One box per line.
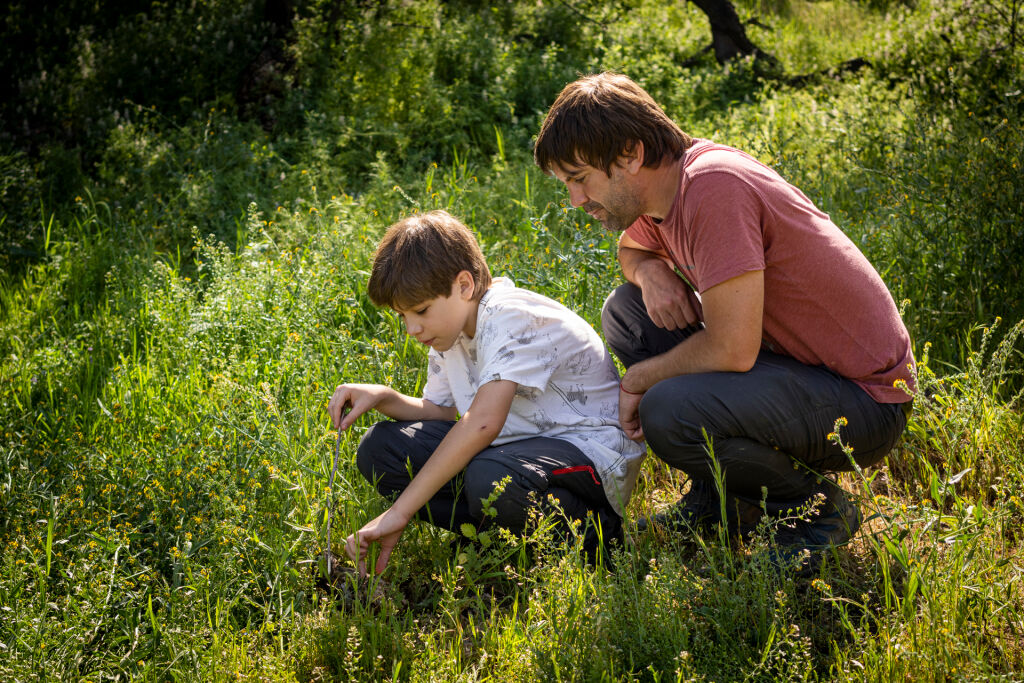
625, 140, 915, 403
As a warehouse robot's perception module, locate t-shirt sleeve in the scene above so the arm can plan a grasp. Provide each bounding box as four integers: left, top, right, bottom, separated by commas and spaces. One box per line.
476, 305, 564, 394
683, 172, 766, 293
421, 350, 455, 408
624, 216, 665, 252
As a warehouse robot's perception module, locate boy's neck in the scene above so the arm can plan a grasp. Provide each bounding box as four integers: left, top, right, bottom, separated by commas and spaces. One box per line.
462, 286, 488, 339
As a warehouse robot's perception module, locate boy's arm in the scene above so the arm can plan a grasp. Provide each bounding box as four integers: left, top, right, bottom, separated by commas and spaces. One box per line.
345, 379, 517, 575
328, 383, 457, 431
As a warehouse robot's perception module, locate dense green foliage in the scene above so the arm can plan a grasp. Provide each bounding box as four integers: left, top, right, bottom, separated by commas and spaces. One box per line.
1, 0, 1022, 680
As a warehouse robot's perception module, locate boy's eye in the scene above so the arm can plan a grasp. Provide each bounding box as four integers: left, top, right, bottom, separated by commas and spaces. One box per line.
415, 307, 428, 315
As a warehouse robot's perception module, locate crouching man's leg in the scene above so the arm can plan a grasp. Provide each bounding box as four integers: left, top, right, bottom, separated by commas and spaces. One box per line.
638, 352, 907, 562
463, 438, 621, 559
602, 283, 699, 368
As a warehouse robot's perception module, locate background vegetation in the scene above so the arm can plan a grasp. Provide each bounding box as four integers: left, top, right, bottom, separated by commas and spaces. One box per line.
1, 0, 1022, 680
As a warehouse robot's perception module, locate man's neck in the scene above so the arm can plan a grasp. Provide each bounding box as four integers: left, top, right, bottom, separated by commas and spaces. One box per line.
637, 157, 683, 221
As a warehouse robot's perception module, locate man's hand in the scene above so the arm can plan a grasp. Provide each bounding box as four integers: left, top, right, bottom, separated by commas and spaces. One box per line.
328, 383, 390, 431
345, 508, 411, 576
618, 232, 702, 331
618, 380, 646, 442
635, 259, 700, 330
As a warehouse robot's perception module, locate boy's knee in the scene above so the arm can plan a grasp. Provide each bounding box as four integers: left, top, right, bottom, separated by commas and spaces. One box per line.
464, 458, 530, 528
355, 421, 401, 483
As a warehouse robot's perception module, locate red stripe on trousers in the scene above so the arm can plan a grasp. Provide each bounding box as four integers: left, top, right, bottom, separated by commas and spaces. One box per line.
551, 465, 601, 487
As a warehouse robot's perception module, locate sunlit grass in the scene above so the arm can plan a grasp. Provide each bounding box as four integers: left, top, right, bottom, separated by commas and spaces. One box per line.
1, 0, 1022, 680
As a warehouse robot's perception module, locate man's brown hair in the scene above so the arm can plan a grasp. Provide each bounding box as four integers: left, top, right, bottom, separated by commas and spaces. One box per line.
534, 72, 692, 175
367, 210, 492, 310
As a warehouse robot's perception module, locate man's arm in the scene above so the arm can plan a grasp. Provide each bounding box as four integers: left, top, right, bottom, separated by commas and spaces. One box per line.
618, 269, 764, 441
618, 232, 702, 330
344, 379, 517, 574
622, 268, 763, 389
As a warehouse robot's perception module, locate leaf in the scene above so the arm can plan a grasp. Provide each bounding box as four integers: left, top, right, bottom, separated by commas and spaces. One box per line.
947, 468, 972, 486
882, 535, 910, 569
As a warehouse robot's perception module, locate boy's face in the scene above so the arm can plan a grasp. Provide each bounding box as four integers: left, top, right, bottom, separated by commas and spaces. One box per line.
394, 271, 479, 352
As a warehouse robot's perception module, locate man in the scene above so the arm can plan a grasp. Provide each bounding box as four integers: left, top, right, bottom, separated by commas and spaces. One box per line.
534, 72, 915, 570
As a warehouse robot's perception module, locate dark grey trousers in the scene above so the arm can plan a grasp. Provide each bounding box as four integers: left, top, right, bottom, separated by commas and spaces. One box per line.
602, 283, 908, 517
356, 420, 622, 549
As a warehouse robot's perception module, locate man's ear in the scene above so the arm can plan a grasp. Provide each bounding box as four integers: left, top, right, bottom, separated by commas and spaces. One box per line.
619, 140, 645, 175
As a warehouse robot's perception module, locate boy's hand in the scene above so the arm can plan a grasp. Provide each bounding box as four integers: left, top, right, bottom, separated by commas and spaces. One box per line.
328, 383, 389, 431
345, 508, 410, 576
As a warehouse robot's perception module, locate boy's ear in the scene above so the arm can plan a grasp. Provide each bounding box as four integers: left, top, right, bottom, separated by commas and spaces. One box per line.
456, 270, 475, 300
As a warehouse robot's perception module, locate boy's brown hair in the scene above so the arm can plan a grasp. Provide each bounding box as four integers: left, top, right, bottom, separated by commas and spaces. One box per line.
534, 72, 693, 176
367, 210, 492, 309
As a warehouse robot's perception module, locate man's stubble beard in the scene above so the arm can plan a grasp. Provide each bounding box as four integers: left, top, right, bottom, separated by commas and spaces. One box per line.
582, 179, 644, 233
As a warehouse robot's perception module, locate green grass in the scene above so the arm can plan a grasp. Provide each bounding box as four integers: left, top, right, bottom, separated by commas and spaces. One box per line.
1, 0, 1023, 680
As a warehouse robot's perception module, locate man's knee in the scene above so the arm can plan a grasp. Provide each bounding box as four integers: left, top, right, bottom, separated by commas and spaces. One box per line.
601, 283, 639, 326
639, 382, 716, 471
601, 283, 642, 354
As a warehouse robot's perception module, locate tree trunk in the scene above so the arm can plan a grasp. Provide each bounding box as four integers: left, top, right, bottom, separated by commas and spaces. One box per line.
689, 0, 764, 64
236, 0, 297, 128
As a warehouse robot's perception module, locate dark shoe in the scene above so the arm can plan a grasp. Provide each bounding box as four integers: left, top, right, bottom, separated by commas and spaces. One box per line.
769, 490, 862, 575
635, 480, 721, 534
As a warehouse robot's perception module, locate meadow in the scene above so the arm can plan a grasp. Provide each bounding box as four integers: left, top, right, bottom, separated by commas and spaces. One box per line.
1, 0, 1022, 680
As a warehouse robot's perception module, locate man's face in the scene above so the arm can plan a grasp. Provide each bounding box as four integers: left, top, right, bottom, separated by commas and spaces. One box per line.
393, 276, 477, 353
551, 159, 644, 232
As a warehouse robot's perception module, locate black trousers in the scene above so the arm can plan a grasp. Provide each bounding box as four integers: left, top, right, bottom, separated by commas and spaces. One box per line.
356, 420, 622, 548
602, 283, 908, 517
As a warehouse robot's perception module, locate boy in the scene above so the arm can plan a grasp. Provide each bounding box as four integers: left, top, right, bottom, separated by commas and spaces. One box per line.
328, 210, 645, 575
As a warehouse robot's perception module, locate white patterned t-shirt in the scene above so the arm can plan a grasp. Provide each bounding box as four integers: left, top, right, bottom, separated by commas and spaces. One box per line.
422, 278, 645, 515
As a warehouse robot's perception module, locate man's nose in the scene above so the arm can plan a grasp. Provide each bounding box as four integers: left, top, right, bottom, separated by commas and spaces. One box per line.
567, 183, 587, 208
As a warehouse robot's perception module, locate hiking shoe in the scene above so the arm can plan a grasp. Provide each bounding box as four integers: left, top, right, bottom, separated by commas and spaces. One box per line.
770, 490, 862, 575
635, 480, 721, 534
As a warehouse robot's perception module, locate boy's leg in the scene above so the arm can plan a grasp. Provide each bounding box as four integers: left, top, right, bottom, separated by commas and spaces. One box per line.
355, 419, 476, 531
358, 422, 619, 553
462, 438, 621, 552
